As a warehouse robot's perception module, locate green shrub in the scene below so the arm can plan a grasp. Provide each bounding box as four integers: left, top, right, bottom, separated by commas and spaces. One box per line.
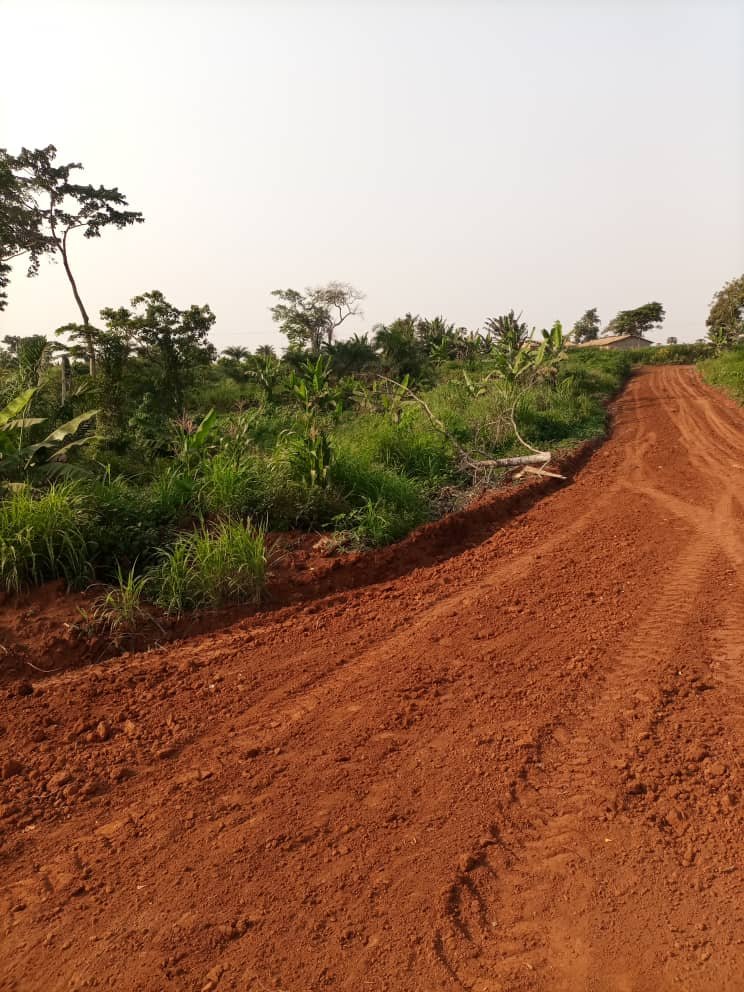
623, 343, 712, 365
334, 497, 422, 548
333, 447, 427, 510
0, 483, 91, 592
149, 465, 198, 522
186, 376, 247, 413
699, 346, 744, 403
85, 471, 195, 579
149, 518, 270, 614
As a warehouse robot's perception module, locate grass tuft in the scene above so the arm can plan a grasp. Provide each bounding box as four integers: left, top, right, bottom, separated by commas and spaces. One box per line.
149, 518, 271, 615
0, 483, 90, 593
85, 563, 152, 642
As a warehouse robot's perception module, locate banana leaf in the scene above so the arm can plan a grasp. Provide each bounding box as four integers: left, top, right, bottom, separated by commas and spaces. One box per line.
28, 409, 99, 451
0, 387, 39, 430
4, 417, 46, 430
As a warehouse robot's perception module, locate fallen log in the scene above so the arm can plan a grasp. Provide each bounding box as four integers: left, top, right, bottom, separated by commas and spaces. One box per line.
489, 453, 551, 467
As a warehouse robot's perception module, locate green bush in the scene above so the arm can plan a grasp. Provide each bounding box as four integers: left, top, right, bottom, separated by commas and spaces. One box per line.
149, 518, 270, 614
86, 564, 151, 641
85, 472, 195, 579
0, 483, 91, 592
185, 376, 248, 413
622, 343, 712, 365
699, 346, 744, 403
334, 497, 422, 548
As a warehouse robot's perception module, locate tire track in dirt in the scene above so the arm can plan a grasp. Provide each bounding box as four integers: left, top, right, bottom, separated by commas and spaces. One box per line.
434, 533, 717, 990
2, 366, 744, 992
435, 371, 744, 991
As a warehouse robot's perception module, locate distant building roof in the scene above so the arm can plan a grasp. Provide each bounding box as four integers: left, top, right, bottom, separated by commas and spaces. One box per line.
574, 334, 654, 348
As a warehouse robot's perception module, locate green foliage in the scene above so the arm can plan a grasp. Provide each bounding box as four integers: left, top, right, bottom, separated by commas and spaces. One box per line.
605, 302, 665, 339
249, 352, 284, 404
0, 387, 98, 481
172, 408, 218, 467
335, 497, 421, 548
331, 451, 429, 544
126, 392, 171, 455
84, 471, 194, 579
699, 346, 744, 403
620, 343, 712, 365
150, 519, 270, 614
73, 324, 130, 435
373, 314, 429, 380
0, 145, 144, 375
289, 355, 339, 416
197, 451, 287, 521
706, 274, 744, 349
0, 483, 91, 592
571, 308, 600, 343
101, 291, 216, 412
337, 410, 455, 487
326, 333, 379, 375
485, 311, 534, 381
271, 283, 364, 353
281, 426, 334, 489
534, 321, 569, 380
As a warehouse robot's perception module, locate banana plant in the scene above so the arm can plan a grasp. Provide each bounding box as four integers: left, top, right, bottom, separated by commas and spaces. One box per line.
461, 370, 487, 398
249, 353, 284, 405
532, 320, 568, 380
358, 375, 410, 423
0, 387, 99, 481
289, 355, 340, 417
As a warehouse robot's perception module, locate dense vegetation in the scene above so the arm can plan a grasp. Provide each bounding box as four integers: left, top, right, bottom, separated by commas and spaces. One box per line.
0, 316, 633, 612
1, 144, 741, 629
699, 346, 744, 404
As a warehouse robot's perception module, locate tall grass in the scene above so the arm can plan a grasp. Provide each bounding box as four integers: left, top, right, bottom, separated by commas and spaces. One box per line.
699, 346, 744, 403
149, 518, 271, 614
0, 483, 90, 593
87, 563, 151, 640
198, 451, 277, 519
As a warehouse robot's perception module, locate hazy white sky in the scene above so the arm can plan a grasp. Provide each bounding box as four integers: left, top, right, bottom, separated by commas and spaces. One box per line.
3, 0, 743, 347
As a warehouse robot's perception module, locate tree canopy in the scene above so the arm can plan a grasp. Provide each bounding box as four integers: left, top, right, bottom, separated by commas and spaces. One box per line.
571, 308, 601, 343
0, 145, 144, 372
604, 302, 665, 339
706, 274, 744, 345
100, 291, 216, 412
270, 282, 364, 353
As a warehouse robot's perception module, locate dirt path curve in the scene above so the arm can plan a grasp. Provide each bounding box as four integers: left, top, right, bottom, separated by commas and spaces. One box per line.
2, 365, 743, 992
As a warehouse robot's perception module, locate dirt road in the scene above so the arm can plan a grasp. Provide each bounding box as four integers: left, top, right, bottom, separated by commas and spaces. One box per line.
2, 365, 743, 992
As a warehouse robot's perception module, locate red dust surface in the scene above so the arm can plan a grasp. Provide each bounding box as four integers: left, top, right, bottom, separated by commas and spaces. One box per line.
1, 365, 743, 991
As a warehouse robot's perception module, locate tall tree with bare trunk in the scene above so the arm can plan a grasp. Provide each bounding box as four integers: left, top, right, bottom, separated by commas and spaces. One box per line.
0, 144, 144, 376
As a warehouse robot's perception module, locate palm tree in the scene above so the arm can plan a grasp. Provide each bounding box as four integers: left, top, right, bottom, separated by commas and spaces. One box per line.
221, 345, 251, 362
373, 314, 427, 379
325, 333, 379, 374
